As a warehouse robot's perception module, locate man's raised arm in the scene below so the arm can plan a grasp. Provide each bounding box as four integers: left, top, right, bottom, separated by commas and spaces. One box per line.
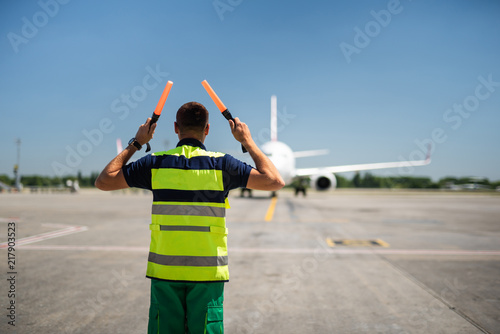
95, 119, 156, 191
229, 118, 285, 191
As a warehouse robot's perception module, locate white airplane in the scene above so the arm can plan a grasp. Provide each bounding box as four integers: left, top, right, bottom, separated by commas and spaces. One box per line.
115, 96, 430, 195
259, 95, 431, 193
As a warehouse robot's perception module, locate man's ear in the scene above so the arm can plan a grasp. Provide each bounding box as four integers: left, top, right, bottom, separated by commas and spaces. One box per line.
205, 123, 210, 135
174, 122, 179, 134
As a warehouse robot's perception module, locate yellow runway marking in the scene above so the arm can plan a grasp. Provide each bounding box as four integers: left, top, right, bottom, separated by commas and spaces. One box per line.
374, 239, 390, 248
265, 197, 278, 222
325, 238, 390, 248
326, 238, 335, 247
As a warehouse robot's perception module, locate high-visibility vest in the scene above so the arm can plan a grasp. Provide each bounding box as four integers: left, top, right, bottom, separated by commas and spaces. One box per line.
146, 144, 230, 282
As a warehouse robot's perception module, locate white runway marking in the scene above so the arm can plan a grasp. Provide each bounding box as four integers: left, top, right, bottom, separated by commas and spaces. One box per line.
12, 244, 500, 256
0, 224, 88, 249
0, 217, 20, 223
19, 245, 147, 252
231, 248, 500, 256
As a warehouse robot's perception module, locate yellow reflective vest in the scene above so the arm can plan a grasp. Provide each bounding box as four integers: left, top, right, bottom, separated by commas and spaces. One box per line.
146, 144, 230, 282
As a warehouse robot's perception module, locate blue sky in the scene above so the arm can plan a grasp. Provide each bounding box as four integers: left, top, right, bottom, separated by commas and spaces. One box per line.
1, 0, 499, 181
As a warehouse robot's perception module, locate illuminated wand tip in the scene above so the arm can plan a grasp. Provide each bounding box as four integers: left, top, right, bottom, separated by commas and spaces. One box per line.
201, 80, 227, 112
154, 81, 173, 116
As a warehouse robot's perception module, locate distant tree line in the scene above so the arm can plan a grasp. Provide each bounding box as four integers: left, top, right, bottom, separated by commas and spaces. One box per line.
335, 173, 500, 189
1, 171, 499, 190
0, 171, 100, 188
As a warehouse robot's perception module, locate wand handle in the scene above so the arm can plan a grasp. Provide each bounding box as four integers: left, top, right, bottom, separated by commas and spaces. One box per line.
221, 109, 247, 153
146, 81, 173, 152
201, 80, 247, 153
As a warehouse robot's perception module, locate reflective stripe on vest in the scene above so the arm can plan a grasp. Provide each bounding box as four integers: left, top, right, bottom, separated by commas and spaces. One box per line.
148, 253, 229, 267
149, 224, 228, 234
147, 145, 230, 282
152, 203, 226, 217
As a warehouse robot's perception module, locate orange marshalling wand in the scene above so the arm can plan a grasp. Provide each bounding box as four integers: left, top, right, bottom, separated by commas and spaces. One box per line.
201, 80, 227, 112
201, 80, 247, 152
146, 80, 173, 152
153, 80, 173, 118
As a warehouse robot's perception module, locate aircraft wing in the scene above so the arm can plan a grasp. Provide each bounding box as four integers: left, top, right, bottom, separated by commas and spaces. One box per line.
295, 150, 431, 177
293, 149, 329, 158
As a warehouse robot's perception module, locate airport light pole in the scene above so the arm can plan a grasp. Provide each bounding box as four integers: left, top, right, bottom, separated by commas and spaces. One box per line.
14, 138, 21, 192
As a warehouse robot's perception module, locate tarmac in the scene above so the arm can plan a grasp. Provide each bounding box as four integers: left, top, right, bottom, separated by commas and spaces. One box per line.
0, 188, 499, 334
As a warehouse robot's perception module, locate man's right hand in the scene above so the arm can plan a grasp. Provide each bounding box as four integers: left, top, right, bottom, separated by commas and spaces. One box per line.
229, 117, 252, 146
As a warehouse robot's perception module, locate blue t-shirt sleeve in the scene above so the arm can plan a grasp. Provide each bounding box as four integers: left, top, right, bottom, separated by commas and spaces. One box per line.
223, 154, 253, 191
122, 155, 154, 190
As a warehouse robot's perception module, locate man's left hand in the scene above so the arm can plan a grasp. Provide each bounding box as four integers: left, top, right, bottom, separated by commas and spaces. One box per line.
135, 118, 157, 145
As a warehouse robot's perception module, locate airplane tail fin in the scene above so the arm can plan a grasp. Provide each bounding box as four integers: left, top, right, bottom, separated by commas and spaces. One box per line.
271, 95, 277, 142
116, 138, 123, 155
425, 144, 432, 163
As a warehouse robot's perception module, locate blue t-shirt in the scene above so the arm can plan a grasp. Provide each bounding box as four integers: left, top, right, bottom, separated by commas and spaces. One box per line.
122, 138, 252, 197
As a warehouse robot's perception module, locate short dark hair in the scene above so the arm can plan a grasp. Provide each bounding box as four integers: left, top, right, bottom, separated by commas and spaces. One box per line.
176, 102, 209, 132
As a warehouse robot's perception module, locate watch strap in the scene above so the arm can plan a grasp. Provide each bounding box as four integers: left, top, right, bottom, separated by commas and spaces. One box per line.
132, 140, 142, 150
128, 138, 142, 150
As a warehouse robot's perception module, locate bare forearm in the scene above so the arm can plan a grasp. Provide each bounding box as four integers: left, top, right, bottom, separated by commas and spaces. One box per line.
245, 139, 273, 174
229, 117, 284, 190
95, 146, 136, 190
95, 118, 155, 191
104, 146, 136, 174
243, 138, 285, 190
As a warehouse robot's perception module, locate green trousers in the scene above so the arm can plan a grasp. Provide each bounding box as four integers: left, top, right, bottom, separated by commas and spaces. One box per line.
148, 279, 224, 334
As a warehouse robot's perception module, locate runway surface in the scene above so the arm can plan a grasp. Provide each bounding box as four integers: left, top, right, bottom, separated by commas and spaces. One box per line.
0, 189, 499, 333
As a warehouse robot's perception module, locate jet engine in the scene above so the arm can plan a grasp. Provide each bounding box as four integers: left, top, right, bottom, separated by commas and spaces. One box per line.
310, 173, 337, 191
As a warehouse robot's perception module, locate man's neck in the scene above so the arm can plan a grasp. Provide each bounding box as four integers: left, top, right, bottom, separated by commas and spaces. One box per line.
178, 134, 205, 143
176, 138, 206, 150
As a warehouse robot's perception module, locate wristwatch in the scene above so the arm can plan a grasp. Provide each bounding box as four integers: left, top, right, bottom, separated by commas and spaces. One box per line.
128, 138, 142, 150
